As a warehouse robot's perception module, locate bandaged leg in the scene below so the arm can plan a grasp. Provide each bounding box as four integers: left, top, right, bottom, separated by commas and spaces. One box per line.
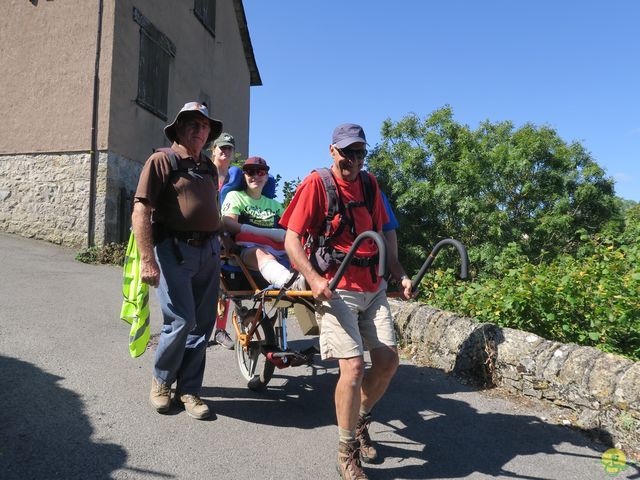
258, 259, 293, 288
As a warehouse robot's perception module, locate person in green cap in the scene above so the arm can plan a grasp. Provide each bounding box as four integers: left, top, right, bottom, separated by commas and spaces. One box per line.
211, 132, 235, 190
209, 132, 237, 349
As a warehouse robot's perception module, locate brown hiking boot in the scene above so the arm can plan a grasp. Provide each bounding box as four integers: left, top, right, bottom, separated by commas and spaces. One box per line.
356, 413, 378, 464
149, 377, 171, 413
175, 393, 210, 419
336, 440, 368, 480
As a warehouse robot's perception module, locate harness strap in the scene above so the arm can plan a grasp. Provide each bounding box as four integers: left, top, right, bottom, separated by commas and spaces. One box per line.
315, 168, 340, 244
329, 249, 379, 268
308, 168, 382, 278
155, 147, 218, 181
171, 237, 184, 265
314, 168, 378, 245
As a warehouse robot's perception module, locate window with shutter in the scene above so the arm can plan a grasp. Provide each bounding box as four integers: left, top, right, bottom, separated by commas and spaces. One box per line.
133, 7, 175, 120
194, 0, 216, 37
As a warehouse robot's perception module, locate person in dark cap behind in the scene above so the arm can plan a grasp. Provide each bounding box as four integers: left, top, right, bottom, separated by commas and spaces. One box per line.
131, 101, 223, 420
280, 123, 413, 479
210, 132, 236, 189
208, 132, 237, 349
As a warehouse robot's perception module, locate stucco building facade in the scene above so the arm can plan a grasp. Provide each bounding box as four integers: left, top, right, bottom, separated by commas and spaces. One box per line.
0, 0, 260, 247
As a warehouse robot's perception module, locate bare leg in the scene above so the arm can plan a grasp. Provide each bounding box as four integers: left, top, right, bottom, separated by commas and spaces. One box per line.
336, 356, 370, 479
336, 356, 365, 431
360, 346, 399, 412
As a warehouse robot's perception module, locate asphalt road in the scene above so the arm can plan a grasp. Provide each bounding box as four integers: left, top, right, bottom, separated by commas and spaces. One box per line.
0, 232, 636, 480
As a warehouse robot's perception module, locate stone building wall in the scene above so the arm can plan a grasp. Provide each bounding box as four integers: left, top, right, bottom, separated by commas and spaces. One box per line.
0, 152, 141, 248
390, 299, 640, 452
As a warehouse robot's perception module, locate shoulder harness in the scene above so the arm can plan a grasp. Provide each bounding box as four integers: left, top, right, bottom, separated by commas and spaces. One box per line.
309, 168, 379, 278
154, 147, 218, 183
151, 147, 219, 264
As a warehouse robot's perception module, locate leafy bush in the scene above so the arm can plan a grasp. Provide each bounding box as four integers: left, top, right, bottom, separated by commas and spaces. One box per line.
75, 242, 126, 266
418, 235, 640, 361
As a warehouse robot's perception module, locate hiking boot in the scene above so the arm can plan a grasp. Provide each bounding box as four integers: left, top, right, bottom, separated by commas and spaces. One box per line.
175, 393, 210, 420
337, 440, 368, 480
214, 329, 234, 350
149, 377, 171, 413
356, 413, 378, 464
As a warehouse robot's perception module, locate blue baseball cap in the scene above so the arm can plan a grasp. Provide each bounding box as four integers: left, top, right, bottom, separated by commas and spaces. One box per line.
332, 123, 368, 148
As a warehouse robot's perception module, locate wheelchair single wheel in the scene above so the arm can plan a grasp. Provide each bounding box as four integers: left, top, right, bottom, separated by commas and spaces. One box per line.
234, 309, 276, 391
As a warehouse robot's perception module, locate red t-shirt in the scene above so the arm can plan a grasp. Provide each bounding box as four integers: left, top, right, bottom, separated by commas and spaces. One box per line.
280, 170, 389, 292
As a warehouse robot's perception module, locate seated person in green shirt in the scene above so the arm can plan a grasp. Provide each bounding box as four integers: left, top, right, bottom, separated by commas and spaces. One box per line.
221, 157, 304, 290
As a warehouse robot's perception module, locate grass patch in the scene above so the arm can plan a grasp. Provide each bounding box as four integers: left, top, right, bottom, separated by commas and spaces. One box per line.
76, 242, 126, 266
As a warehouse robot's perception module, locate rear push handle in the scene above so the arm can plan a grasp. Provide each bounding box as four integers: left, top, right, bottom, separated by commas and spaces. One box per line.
328, 231, 387, 291
411, 239, 469, 293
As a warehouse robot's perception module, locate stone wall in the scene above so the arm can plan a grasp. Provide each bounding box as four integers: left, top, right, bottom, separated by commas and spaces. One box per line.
0, 152, 141, 248
390, 299, 640, 452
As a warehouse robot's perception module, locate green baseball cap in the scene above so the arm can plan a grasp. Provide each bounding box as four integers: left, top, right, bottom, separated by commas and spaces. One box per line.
213, 132, 235, 148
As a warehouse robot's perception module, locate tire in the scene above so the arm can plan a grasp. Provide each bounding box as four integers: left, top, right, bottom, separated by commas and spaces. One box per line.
234, 308, 276, 391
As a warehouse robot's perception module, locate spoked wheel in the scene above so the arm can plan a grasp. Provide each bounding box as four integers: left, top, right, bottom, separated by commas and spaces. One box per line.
234, 308, 276, 391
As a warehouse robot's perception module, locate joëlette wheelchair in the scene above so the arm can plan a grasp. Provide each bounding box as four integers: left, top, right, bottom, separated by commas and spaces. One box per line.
217, 231, 469, 391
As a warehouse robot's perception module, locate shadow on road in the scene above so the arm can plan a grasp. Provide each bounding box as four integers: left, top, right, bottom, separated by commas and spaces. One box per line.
201, 360, 338, 430
202, 353, 631, 480
375, 364, 601, 479
0, 355, 127, 480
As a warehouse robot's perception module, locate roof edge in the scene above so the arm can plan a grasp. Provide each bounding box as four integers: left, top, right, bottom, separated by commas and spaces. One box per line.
233, 0, 262, 86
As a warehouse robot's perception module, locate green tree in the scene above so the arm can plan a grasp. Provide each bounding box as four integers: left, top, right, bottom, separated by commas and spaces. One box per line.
619, 203, 640, 247
282, 177, 301, 208
620, 198, 638, 213
367, 107, 622, 276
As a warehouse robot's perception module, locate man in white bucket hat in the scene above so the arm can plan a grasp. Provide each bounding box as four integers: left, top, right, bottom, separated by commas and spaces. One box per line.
132, 101, 223, 420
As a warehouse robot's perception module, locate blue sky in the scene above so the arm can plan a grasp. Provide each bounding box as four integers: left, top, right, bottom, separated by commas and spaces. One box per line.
243, 1, 639, 201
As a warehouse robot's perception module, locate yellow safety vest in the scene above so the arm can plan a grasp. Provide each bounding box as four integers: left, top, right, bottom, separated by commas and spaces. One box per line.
120, 231, 150, 358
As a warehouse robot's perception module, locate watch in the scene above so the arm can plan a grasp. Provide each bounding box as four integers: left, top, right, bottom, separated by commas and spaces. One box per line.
399, 274, 410, 282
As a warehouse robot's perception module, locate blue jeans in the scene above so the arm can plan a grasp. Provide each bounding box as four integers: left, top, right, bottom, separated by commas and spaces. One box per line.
153, 237, 220, 394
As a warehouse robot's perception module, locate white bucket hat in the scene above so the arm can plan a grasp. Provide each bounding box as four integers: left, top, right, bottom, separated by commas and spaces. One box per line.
164, 102, 223, 144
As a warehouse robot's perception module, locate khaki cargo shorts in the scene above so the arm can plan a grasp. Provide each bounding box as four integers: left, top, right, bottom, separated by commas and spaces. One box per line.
316, 284, 396, 360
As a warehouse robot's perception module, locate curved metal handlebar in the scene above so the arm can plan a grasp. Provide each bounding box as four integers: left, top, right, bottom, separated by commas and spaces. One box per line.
328, 231, 387, 291
411, 238, 469, 293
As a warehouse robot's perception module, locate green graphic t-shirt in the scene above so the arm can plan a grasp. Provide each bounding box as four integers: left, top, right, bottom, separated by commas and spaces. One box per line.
221, 190, 284, 228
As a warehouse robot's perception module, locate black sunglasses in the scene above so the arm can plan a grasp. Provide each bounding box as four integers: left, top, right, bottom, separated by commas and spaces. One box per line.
337, 147, 368, 161
244, 168, 267, 177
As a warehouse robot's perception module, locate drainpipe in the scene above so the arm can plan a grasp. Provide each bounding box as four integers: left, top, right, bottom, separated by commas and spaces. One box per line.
88, 0, 104, 247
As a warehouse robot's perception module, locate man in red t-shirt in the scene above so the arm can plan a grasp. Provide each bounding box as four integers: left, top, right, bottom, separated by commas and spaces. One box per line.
280, 123, 413, 480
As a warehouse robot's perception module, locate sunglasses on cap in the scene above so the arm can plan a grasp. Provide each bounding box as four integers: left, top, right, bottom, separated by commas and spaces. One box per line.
336, 146, 368, 161
244, 168, 268, 177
